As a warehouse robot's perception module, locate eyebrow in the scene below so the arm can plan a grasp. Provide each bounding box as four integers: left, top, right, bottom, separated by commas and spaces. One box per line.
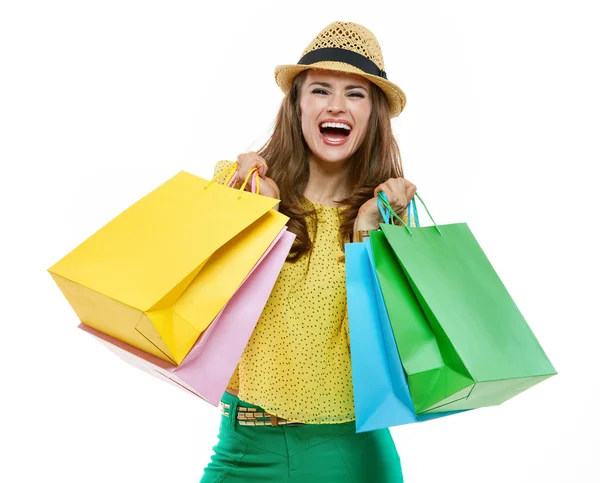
309, 82, 368, 91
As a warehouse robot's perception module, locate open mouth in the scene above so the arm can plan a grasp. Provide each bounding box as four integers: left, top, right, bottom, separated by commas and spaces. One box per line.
319, 121, 352, 144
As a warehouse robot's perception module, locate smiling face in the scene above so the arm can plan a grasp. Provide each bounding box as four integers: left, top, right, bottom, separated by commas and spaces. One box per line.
298, 70, 373, 167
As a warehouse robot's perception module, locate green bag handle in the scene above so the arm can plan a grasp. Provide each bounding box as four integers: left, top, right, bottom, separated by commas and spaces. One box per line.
378, 192, 442, 236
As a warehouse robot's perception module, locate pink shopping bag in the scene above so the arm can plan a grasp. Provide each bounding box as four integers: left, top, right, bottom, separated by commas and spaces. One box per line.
79, 228, 295, 405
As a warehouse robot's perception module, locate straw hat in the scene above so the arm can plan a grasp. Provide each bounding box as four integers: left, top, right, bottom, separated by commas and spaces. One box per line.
274, 21, 406, 117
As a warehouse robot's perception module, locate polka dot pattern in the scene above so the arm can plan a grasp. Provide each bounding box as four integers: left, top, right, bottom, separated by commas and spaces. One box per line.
213, 160, 354, 424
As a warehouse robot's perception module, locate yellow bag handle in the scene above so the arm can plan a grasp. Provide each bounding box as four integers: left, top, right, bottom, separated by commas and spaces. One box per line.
206, 162, 261, 198
205, 162, 239, 190
238, 168, 260, 199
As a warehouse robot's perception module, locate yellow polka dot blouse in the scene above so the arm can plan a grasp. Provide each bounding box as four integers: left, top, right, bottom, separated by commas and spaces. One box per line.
212, 160, 408, 424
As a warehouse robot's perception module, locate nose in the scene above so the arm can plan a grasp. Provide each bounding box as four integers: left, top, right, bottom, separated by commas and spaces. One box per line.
327, 92, 347, 114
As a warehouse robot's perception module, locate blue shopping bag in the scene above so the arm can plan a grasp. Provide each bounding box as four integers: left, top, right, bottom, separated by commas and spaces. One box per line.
346, 200, 462, 432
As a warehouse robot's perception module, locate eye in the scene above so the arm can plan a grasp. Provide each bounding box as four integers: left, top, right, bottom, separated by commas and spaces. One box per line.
348, 92, 366, 98
312, 88, 328, 95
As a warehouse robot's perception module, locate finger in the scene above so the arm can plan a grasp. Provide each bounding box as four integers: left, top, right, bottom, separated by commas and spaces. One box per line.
257, 161, 268, 178
377, 185, 396, 206
391, 177, 406, 192
381, 180, 405, 212
237, 157, 261, 179
401, 178, 417, 202
391, 179, 402, 196
236, 154, 249, 177
395, 178, 410, 202
236, 153, 251, 166
374, 184, 387, 200
379, 180, 400, 206
241, 153, 267, 178
402, 178, 415, 189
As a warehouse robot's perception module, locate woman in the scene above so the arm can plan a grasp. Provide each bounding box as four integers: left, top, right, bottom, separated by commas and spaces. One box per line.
201, 21, 416, 482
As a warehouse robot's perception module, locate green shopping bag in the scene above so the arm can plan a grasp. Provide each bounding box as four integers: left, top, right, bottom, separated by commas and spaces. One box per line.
371, 194, 556, 414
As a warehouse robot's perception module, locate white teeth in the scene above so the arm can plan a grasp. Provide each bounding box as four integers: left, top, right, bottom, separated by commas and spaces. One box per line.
320, 122, 351, 131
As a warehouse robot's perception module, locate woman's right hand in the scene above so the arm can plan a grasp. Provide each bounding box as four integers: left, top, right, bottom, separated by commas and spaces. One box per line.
354, 176, 417, 233
236, 152, 281, 201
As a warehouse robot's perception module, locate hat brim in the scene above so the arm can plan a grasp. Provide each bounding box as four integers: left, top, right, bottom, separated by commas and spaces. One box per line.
274, 61, 406, 118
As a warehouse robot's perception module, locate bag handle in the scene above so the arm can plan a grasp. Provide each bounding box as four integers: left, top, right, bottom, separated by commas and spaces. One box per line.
377, 193, 420, 228
237, 168, 260, 199
378, 192, 442, 236
206, 162, 261, 198
410, 196, 420, 227
227, 169, 261, 196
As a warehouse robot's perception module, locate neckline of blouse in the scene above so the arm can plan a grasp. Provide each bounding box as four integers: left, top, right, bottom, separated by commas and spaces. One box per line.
305, 199, 342, 209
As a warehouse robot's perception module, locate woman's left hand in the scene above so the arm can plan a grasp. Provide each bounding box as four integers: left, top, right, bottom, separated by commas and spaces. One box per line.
354, 177, 417, 231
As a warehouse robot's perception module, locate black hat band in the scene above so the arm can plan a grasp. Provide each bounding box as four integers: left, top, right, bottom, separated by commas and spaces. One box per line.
297, 48, 387, 80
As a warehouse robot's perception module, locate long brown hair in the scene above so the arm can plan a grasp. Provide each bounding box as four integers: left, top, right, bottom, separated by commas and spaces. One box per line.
258, 70, 403, 262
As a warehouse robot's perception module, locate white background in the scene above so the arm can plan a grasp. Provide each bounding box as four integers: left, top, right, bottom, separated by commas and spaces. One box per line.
1, 1, 598, 482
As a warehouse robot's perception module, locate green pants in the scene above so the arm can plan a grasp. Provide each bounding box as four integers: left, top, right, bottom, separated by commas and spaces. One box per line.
200, 392, 403, 482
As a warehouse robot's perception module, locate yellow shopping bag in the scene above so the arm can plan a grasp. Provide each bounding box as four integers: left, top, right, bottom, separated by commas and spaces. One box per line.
49, 165, 288, 364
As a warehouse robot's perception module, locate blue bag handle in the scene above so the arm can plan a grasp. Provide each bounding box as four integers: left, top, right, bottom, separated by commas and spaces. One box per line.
377, 192, 420, 227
